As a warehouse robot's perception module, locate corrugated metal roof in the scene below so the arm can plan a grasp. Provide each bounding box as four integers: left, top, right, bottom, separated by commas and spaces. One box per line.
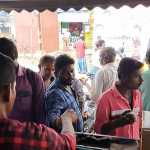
0, 0, 149, 12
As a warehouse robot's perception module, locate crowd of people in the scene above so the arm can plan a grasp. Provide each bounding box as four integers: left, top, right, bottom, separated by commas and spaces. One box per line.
0, 36, 150, 149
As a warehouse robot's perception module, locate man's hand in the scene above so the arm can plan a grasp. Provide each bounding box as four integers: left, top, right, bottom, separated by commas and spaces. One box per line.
79, 77, 88, 85
83, 111, 88, 121
119, 111, 136, 126
61, 109, 77, 134
61, 109, 77, 123
101, 110, 136, 134
124, 111, 136, 123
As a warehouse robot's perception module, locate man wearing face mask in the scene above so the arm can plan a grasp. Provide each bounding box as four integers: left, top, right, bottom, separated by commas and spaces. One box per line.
44, 54, 83, 132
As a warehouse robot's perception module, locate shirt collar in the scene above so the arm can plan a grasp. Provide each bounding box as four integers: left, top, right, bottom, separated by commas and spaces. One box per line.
17, 66, 25, 77
112, 82, 138, 102
112, 83, 126, 100
104, 62, 116, 68
54, 78, 72, 91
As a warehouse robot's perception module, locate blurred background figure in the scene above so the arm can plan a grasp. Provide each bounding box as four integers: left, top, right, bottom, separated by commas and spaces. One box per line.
140, 49, 150, 128
39, 55, 55, 89
89, 39, 105, 79
140, 49, 150, 111
74, 36, 87, 74
92, 47, 117, 102
72, 78, 85, 112
82, 47, 117, 103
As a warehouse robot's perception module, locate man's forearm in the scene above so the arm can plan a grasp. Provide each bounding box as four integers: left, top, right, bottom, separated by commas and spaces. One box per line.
101, 117, 126, 134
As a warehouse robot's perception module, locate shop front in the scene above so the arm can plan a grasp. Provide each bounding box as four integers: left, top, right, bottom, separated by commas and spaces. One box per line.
58, 11, 92, 51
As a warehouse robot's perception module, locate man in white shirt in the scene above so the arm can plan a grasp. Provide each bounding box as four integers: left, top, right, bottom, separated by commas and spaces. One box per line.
80, 47, 117, 103
93, 47, 118, 102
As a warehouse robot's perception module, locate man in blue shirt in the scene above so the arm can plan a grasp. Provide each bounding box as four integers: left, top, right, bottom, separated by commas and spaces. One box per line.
44, 54, 83, 132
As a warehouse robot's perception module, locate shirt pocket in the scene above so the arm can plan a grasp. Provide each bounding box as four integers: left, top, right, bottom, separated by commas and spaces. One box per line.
17, 90, 32, 113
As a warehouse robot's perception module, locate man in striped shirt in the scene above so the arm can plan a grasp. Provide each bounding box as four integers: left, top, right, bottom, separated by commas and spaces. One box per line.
95, 57, 143, 139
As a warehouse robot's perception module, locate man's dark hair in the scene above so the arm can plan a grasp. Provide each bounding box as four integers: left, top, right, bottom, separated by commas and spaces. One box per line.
0, 52, 16, 88
0, 37, 18, 60
39, 55, 55, 67
55, 54, 74, 74
145, 49, 150, 64
118, 57, 143, 80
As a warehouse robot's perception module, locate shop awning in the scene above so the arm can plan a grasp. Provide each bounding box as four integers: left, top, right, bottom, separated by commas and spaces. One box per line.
0, 0, 150, 12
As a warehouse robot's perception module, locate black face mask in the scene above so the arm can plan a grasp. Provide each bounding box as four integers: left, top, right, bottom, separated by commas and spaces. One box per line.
50, 76, 55, 82
59, 76, 73, 86
56, 64, 74, 86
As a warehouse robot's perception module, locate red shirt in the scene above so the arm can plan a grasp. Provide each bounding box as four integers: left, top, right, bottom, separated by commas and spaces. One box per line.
74, 40, 86, 58
94, 85, 142, 140
0, 119, 76, 150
